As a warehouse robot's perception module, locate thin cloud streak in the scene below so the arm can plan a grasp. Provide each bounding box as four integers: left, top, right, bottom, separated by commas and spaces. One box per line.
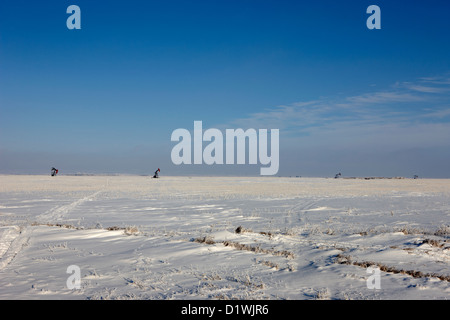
230, 74, 450, 133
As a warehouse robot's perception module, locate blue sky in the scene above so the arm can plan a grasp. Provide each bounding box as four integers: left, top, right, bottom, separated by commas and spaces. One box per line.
1, 0, 450, 177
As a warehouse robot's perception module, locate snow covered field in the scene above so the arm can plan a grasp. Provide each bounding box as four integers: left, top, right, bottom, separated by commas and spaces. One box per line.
0, 175, 449, 300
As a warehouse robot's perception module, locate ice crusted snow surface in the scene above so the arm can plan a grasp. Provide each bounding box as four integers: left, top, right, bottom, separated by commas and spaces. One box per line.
0, 175, 449, 300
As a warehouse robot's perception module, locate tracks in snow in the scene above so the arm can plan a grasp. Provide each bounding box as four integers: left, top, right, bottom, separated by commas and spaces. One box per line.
0, 190, 103, 272
0, 226, 31, 270
36, 190, 103, 224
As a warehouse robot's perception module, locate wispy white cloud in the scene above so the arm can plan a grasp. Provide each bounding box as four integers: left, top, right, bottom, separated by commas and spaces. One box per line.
344, 91, 425, 105
419, 75, 450, 85
407, 85, 448, 93
229, 74, 450, 135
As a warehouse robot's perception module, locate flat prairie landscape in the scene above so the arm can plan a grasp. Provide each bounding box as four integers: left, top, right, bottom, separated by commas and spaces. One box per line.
0, 175, 449, 300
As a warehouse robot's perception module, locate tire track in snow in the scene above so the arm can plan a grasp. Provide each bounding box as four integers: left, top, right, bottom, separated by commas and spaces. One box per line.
0, 226, 21, 261
0, 226, 30, 270
36, 190, 102, 223
0, 190, 102, 271
287, 199, 318, 224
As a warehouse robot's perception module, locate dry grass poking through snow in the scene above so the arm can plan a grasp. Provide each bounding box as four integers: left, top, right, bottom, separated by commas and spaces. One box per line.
31, 222, 141, 236
222, 240, 295, 259
335, 253, 450, 282
235, 225, 275, 239
193, 226, 295, 259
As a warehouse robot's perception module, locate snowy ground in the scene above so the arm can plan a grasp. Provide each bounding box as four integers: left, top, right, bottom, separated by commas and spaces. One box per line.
0, 175, 449, 300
